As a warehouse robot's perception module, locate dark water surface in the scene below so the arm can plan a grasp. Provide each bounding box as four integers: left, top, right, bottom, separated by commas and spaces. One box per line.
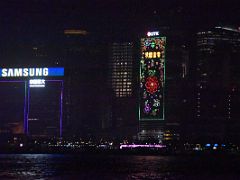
0, 154, 240, 179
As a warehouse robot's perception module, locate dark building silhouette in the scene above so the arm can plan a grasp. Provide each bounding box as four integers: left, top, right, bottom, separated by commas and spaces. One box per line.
187, 26, 240, 143
28, 81, 62, 137
0, 82, 25, 135
163, 28, 190, 143
63, 29, 109, 139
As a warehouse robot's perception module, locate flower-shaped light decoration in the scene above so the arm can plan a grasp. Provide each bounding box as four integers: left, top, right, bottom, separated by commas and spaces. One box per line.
145, 76, 159, 94
144, 104, 151, 113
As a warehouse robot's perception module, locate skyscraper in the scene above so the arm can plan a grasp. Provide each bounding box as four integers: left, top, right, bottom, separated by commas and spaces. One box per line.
108, 42, 137, 138
28, 80, 63, 137
138, 32, 166, 141
109, 42, 133, 98
138, 28, 189, 143
63, 29, 108, 138
0, 82, 25, 135
191, 26, 240, 142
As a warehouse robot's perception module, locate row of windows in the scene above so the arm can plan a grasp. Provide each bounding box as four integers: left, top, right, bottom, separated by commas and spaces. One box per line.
112, 78, 132, 81
112, 71, 131, 74
112, 83, 132, 86
112, 53, 132, 56
112, 83, 131, 86
112, 77, 132, 81
112, 70, 132, 73
112, 59, 133, 62
112, 64, 132, 67
112, 83, 131, 85
113, 87, 132, 91
114, 88, 132, 92
112, 51, 133, 53
112, 46, 133, 49
112, 55, 133, 58
112, 75, 132, 77
111, 74, 132, 78
112, 65, 132, 69
111, 62, 132, 65
113, 64, 131, 68
112, 79, 132, 82
111, 74, 131, 77
112, 82, 131, 85
116, 93, 132, 97
113, 84, 132, 88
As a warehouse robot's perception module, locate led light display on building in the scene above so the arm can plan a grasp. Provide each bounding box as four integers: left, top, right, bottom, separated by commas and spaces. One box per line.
139, 35, 166, 120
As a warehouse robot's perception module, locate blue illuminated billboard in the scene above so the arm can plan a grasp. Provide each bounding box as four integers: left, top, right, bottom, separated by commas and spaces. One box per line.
0, 67, 64, 77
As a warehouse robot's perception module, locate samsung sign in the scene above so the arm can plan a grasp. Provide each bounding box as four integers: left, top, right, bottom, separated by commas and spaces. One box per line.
0, 67, 64, 77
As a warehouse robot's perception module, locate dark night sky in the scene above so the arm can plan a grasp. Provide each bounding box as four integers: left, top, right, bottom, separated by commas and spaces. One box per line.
0, 0, 239, 44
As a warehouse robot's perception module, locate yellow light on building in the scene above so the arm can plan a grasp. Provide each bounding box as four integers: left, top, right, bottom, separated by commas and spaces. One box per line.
64, 29, 88, 35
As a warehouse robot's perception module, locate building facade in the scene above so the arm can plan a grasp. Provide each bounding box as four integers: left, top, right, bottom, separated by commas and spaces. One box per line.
190, 26, 240, 143
108, 42, 137, 138
138, 32, 166, 141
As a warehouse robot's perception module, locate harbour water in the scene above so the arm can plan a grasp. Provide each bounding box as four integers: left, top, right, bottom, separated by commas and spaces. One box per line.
0, 154, 240, 179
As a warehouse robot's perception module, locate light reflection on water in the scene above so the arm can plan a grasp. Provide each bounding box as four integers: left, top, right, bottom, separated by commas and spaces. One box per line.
0, 154, 65, 179
0, 154, 240, 179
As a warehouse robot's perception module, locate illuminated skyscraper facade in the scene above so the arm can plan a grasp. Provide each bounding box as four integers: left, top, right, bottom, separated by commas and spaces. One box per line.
109, 42, 133, 98
109, 42, 137, 137
138, 32, 166, 141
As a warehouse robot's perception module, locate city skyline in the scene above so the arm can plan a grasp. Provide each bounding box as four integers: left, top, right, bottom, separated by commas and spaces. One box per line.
0, 1, 239, 142
1, 2, 240, 179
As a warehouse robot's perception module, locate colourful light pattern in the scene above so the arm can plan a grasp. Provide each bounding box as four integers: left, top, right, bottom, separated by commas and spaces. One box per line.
145, 76, 159, 94
139, 36, 166, 120
120, 144, 166, 149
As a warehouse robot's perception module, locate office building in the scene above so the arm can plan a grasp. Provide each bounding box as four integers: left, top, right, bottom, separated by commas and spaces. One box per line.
108, 42, 137, 138
109, 42, 133, 98
63, 29, 109, 138
138, 28, 190, 143
191, 26, 240, 142
138, 32, 166, 141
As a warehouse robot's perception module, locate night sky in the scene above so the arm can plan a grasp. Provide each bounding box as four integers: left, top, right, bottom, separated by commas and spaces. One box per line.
0, 0, 239, 45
